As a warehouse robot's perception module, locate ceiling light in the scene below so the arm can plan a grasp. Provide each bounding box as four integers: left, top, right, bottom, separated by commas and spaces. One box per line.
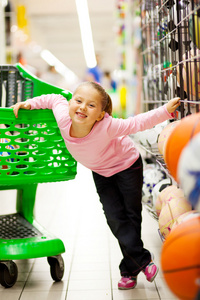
75, 0, 97, 68
40, 49, 79, 85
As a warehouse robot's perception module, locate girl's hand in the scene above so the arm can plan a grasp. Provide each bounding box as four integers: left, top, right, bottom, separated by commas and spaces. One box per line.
11, 101, 31, 118
166, 97, 180, 114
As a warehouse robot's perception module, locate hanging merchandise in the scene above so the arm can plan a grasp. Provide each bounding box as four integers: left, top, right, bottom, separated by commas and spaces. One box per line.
17, 5, 27, 29
177, 48, 200, 99
0, 1, 6, 64
189, 10, 200, 49
115, 0, 143, 117
116, 0, 128, 70
139, 4, 200, 299
16, 4, 30, 43
119, 79, 127, 117
141, 0, 200, 113
140, 0, 200, 213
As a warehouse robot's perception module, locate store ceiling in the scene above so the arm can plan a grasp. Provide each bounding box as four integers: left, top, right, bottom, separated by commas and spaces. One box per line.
9, 0, 118, 82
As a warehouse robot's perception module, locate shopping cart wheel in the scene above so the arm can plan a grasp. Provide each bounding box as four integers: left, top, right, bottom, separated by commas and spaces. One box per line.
47, 255, 64, 282
0, 261, 18, 288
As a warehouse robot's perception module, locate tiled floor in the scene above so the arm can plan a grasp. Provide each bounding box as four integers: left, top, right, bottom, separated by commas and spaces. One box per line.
0, 163, 178, 300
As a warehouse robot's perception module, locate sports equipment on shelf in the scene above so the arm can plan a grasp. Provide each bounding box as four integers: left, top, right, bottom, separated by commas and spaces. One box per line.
164, 112, 200, 182
158, 195, 192, 239
178, 132, 200, 211
161, 214, 200, 300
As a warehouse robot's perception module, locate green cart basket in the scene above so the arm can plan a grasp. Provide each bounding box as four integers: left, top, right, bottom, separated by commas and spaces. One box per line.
0, 64, 77, 288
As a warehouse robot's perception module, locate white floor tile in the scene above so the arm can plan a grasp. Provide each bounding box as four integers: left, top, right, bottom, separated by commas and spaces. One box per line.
23, 280, 68, 292
113, 288, 160, 300
70, 270, 110, 281
66, 290, 112, 300
68, 278, 111, 291
71, 261, 110, 272
0, 290, 22, 300
20, 291, 66, 300
0, 281, 25, 291
155, 278, 178, 299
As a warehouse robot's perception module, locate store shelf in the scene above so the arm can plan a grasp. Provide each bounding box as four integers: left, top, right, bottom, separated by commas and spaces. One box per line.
139, 1, 200, 233
140, 0, 200, 116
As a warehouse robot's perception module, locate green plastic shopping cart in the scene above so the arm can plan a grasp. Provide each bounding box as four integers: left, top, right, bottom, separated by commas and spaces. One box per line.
0, 64, 77, 287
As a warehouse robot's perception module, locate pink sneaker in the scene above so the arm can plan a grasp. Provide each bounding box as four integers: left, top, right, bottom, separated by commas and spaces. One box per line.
143, 260, 158, 282
118, 276, 137, 290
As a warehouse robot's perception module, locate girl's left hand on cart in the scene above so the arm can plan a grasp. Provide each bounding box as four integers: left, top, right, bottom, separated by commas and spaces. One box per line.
11, 101, 31, 118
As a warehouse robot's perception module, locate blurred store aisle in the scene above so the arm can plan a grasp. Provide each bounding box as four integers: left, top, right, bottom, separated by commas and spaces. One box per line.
0, 163, 177, 300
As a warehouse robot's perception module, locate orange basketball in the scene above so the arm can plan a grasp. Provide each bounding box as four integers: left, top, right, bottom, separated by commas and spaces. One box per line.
161, 215, 200, 299
157, 121, 180, 155
164, 112, 200, 182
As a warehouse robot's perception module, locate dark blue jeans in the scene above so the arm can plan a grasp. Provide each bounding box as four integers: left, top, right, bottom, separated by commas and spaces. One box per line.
92, 156, 151, 276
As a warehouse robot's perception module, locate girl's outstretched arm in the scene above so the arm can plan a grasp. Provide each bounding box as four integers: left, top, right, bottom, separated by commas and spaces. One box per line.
166, 97, 180, 114
11, 101, 31, 118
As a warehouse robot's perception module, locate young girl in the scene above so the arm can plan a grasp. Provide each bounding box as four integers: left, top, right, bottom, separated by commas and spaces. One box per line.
12, 81, 180, 290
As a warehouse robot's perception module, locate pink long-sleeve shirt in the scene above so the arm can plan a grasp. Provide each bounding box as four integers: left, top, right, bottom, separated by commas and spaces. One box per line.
28, 94, 173, 177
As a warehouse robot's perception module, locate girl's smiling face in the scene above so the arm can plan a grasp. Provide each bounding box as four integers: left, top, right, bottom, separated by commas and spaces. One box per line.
69, 85, 105, 136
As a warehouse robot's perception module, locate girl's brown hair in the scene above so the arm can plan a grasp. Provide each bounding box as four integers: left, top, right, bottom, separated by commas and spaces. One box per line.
76, 81, 112, 116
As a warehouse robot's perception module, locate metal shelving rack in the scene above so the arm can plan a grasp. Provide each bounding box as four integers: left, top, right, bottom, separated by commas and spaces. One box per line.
138, 0, 200, 230
140, 0, 200, 117
139, 0, 200, 170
